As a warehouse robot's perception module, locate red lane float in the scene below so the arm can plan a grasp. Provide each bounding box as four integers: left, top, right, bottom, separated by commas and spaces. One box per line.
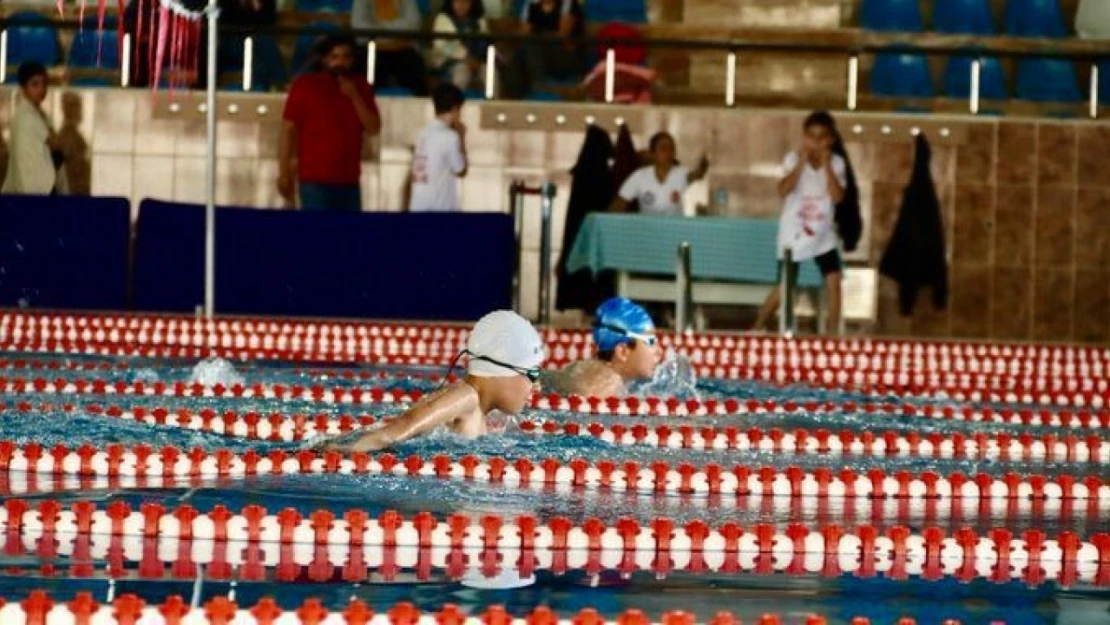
1, 499, 1107, 587
14, 399, 1109, 465
3, 470, 1102, 528
3, 442, 1110, 503
5, 377, 1110, 425
0, 591, 901, 625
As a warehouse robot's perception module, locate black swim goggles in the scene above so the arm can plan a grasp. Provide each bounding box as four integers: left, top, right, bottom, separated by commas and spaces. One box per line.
445, 349, 542, 383
593, 322, 659, 348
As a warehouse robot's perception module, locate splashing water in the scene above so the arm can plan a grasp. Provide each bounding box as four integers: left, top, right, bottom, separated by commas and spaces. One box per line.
631, 351, 699, 400
188, 357, 245, 387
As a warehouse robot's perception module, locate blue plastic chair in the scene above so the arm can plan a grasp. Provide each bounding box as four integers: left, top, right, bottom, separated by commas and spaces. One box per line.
1016, 58, 1081, 101
944, 55, 1007, 99
291, 22, 340, 75
934, 0, 994, 34
871, 53, 934, 97
860, 0, 924, 31
1004, 0, 1068, 37
6, 12, 60, 67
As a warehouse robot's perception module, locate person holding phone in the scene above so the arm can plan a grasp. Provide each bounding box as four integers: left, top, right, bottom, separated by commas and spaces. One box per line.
278, 34, 381, 211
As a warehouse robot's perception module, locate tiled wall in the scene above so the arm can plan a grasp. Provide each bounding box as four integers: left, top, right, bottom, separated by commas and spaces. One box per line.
1, 87, 1108, 342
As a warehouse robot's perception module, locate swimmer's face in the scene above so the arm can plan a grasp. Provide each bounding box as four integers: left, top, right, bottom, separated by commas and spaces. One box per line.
491, 373, 537, 414
613, 331, 660, 380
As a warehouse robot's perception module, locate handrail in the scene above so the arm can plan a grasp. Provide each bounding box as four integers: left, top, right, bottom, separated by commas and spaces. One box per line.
3, 15, 1110, 60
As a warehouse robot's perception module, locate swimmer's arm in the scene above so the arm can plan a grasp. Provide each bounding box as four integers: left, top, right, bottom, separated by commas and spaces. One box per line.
322, 390, 467, 452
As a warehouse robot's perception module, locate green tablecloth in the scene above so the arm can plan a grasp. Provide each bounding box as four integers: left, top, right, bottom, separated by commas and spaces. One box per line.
565, 214, 823, 288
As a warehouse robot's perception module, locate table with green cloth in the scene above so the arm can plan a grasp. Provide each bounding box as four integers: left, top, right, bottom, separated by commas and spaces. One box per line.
565, 214, 825, 326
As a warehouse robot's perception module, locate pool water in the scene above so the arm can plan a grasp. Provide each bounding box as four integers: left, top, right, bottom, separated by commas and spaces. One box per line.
0, 354, 1109, 624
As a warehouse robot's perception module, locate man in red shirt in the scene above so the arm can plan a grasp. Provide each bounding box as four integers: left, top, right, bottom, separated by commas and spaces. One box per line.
278, 34, 381, 211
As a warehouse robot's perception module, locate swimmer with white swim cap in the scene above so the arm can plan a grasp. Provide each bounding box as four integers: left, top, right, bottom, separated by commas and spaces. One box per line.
321, 310, 544, 452
545, 297, 661, 399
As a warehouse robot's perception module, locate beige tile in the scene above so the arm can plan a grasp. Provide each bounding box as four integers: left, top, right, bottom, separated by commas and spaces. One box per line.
377, 161, 411, 210
215, 121, 261, 159
464, 106, 505, 167
507, 130, 547, 169
357, 164, 380, 212
747, 113, 796, 177
172, 157, 207, 204
91, 91, 136, 153
460, 167, 507, 213
215, 159, 259, 206
132, 94, 178, 156
175, 120, 208, 157
132, 155, 175, 203
90, 154, 133, 198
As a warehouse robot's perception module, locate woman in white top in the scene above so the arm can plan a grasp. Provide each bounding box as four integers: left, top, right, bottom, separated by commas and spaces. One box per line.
3, 62, 67, 195
609, 131, 708, 216
428, 0, 491, 91
754, 111, 848, 334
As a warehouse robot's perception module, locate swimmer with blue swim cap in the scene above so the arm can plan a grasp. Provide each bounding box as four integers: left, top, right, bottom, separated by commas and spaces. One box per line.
321, 310, 544, 452
546, 297, 661, 398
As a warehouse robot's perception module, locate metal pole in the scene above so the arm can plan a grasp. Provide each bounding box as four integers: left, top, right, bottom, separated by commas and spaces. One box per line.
242, 36, 254, 92
485, 44, 496, 99
846, 54, 858, 111
0, 31, 7, 84
725, 51, 737, 107
676, 242, 692, 333
604, 48, 615, 103
366, 41, 377, 84
969, 57, 981, 115
538, 182, 556, 326
779, 248, 795, 335
121, 34, 132, 86
1090, 63, 1100, 119
203, 0, 219, 318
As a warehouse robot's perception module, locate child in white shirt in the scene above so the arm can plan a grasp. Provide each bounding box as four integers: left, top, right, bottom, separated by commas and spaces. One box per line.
409, 84, 469, 212
610, 131, 708, 216
755, 111, 848, 334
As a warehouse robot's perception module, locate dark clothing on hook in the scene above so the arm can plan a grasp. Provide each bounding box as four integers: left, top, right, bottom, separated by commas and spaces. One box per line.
557, 124, 615, 312
880, 133, 949, 315
832, 138, 862, 252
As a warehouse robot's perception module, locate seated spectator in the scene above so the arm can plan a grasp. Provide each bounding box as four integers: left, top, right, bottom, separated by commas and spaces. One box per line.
351, 0, 429, 95
583, 22, 657, 103
428, 0, 493, 91
503, 0, 586, 99
3, 62, 67, 195
1076, 0, 1110, 39
217, 0, 278, 79
609, 132, 708, 216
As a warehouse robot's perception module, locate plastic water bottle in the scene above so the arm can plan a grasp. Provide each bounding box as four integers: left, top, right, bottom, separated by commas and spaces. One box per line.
713, 187, 728, 213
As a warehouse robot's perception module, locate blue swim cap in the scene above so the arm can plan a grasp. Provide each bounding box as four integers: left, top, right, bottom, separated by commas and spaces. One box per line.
592, 297, 654, 352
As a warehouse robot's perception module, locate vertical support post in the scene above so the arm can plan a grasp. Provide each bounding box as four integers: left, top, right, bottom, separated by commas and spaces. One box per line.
1090, 63, 1100, 119
203, 0, 219, 318
846, 54, 859, 111
969, 57, 981, 115
121, 34, 132, 86
485, 44, 496, 99
676, 242, 692, 333
0, 31, 7, 84
366, 41, 377, 84
779, 248, 796, 336
604, 48, 615, 104
242, 36, 254, 92
509, 181, 523, 311
538, 182, 556, 326
725, 51, 737, 107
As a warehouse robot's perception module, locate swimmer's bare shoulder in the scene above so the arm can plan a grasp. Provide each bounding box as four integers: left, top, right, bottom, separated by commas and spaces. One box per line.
321, 382, 482, 452
547, 361, 626, 399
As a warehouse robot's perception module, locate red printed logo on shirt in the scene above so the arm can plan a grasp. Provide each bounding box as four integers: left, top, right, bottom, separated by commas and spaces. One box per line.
670, 190, 681, 205
799, 196, 824, 237
412, 153, 428, 185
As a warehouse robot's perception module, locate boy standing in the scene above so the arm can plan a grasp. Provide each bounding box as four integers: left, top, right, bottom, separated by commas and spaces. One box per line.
409, 84, 469, 212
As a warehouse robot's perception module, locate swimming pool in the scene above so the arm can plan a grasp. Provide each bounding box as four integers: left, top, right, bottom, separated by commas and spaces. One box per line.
0, 313, 1108, 624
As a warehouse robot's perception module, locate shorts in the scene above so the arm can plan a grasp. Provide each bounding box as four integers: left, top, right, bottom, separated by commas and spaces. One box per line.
777, 248, 843, 283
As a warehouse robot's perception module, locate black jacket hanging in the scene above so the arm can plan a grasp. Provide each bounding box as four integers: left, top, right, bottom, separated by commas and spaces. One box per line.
556, 124, 615, 312
879, 133, 949, 316
831, 135, 863, 252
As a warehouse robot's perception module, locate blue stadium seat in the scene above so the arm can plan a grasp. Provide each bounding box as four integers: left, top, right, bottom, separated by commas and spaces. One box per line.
860, 0, 924, 31
375, 85, 414, 96
1016, 58, 1081, 101
6, 12, 60, 67
584, 0, 647, 24
1100, 60, 1110, 102
219, 34, 287, 91
527, 90, 563, 101
296, 0, 352, 12
463, 88, 486, 100
414, 0, 432, 18
1004, 0, 1068, 37
934, 0, 995, 34
291, 22, 340, 75
943, 55, 1007, 99
70, 76, 114, 87
69, 27, 120, 69
871, 53, 934, 97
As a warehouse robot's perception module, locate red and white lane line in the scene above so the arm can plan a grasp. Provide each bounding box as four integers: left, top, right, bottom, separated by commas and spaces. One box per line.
3, 443, 1110, 503
1, 499, 1108, 587
0, 590, 921, 625
5, 376, 1110, 425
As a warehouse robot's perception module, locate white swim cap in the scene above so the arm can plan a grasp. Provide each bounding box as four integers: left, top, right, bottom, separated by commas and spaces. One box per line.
466, 310, 544, 378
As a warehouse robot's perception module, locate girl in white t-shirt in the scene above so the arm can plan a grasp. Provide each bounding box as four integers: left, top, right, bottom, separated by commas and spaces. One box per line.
755, 111, 849, 334
610, 132, 709, 216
